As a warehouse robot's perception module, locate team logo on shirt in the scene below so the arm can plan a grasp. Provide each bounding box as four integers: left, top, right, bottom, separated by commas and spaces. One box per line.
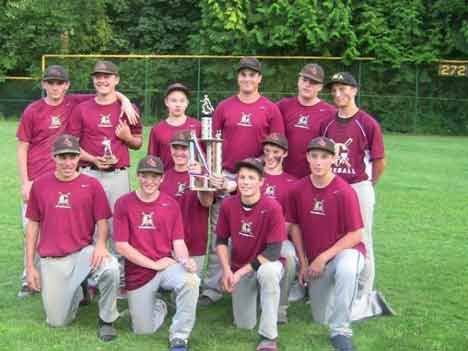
294, 114, 310, 129
139, 212, 156, 229
265, 184, 276, 198
238, 112, 252, 127
98, 114, 112, 127
49, 115, 62, 129
332, 138, 356, 175
55, 192, 71, 209
239, 220, 255, 238
310, 198, 325, 216
176, 182, 187, 197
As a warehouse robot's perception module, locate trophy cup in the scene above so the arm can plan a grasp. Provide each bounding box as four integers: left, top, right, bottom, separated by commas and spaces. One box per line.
102, 137, 117, 165
189, 95, 223, 191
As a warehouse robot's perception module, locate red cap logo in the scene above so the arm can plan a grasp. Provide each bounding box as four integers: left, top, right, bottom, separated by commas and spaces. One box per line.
146, 157, 157, 167
63, 137, 73, 147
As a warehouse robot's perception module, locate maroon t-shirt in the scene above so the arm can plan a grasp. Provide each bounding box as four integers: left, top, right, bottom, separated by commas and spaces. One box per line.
67, 99, 142, 168
277, 97, 336, 179
113, 191, 185, 291
261, 172, 297, 213
147, 117, 201, 170
26, 173, 111, 257
286, 175, 365, 262
16, 94, 93, 181
159, 168, 209, 256
320, 110, 385, 184
216, 194, 286, 271
213, 95, 285, 172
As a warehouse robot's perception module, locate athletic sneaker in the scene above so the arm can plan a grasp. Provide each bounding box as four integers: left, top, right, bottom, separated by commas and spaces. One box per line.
170, 337, 188, 351
330, 335, 354, 351
153, 298, 168, 331
17, 285, 37, 298
97, 318, 117, 342
288, 280, 305, 302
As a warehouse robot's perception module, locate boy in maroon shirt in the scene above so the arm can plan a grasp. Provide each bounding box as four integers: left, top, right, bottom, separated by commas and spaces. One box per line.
286, 137, 365, 351
277, 63, 336, 179
216, 158, 285, 351
25, 134, 120, 341
201, 56, 285, 305
148, 83, 201, 170
114, 155, 199, 351
260, 133, 298, 323
159, 131, 214, 276
68, 61, 143, 293
16, 64, 138, 297
321, 72, 392, 320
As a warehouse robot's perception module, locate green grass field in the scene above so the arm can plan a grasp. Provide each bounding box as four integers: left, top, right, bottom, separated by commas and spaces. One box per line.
0, 119, 466, 351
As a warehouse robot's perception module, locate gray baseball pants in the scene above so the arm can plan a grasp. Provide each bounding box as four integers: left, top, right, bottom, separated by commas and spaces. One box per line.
279, 240, 297, 314
127, 263, 200, 341
350, 180, 385, 320
232, 261, 283, 340
39, 245, 120, 327
307, 249, 364, 337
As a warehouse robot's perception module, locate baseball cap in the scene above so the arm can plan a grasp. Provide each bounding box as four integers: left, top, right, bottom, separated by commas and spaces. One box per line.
299, 63, 324, 83
165, 83, 190, 98
235, 157, 264, 176
307, 137, 336, 155
169, 130, 191, 147
91, 60, 119, 75
325, 72, 358, 88
262, 133, 288, 151
137, 155, 164, 174
43, 65, 69, 82
53, 134, 80, 156
237, 57, 262, 73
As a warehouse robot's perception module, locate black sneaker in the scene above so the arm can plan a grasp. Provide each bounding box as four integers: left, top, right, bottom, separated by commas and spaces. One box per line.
170, 338, 188, 351
17, 285, 37, 298
97, 318, 117, 342
376, 291, 396, 316
330, 335, 354, 351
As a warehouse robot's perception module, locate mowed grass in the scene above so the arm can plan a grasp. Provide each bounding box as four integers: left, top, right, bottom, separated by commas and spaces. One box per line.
0, 119, 467, 351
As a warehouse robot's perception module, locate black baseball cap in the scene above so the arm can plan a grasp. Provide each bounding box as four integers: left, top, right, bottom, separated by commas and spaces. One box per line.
235, 157, 264, 176
91, 60, 119, 75
53, 134, 80, 156
307, 137, 336, 155
237, 57, 262, 73
169, 130, 191, 147
137, 155, 164, 174
325, 72, 358, 88
299, 63, 324, 83
43, 65, 69, 82
165, 83, 190, 98
262, 133, 288, 151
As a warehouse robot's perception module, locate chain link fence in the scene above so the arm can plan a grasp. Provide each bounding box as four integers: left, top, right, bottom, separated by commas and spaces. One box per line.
1, 55, 467, 135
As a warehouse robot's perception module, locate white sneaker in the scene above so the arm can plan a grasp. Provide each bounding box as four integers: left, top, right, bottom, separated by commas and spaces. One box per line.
152, 298, 167, 331
288, 280, 306, 302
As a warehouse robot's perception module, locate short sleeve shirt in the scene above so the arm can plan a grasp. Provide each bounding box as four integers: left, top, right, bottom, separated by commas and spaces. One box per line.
16, 94, 93, 180
26, 173, 111, 257
286, 175, 365, 262
147, 117, 201, 170
216, 194, 286, 271
67, 99, 142, 168
113, 191, 184, 291
277, 97, 336, 179
320, 110, 385, 183
159, 168, 209, 256
213, 96, 285, 172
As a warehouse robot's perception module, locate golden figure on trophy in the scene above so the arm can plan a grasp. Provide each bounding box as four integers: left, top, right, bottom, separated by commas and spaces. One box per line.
189, 94, 223, 191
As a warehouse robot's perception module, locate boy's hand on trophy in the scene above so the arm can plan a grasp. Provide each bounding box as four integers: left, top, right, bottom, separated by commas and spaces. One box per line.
209, 174, 225, 190
188, 160, 202, 174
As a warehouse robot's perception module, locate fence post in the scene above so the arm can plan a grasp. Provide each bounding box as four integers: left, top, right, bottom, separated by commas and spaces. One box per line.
414, 65, 419, 133
357, 61, 362, 106
144, 58, 150, 119
196, 58, 201, 118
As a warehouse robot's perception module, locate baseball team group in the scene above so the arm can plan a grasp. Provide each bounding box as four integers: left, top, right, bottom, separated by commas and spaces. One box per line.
15, 56, 393, 351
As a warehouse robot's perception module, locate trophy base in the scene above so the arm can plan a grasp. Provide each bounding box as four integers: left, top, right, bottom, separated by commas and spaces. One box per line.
189, 186, 217, 192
